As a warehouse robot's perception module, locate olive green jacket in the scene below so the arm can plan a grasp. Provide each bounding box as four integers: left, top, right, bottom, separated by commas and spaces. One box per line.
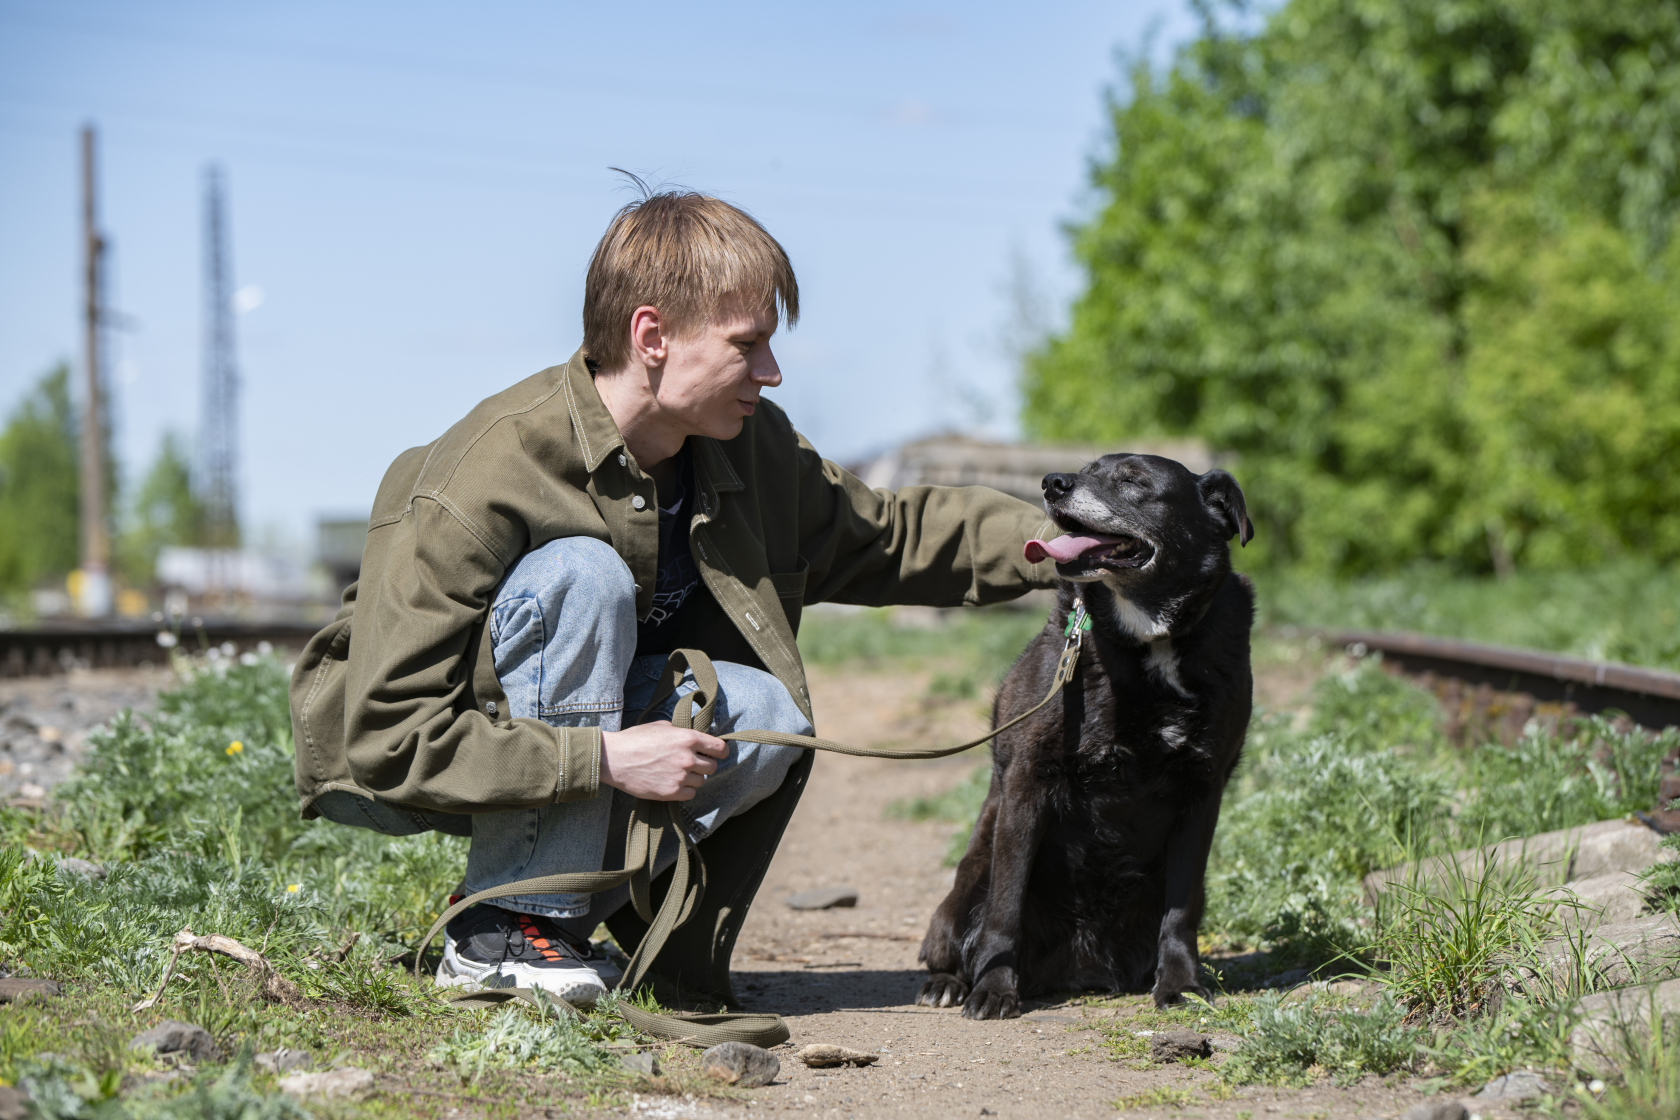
289, 350, 1058, 818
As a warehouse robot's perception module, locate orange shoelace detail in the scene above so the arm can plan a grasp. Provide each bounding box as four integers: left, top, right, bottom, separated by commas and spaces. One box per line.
517, 915, 565, 962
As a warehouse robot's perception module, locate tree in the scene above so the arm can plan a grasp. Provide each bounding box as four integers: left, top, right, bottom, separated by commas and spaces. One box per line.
1024, 0, 1680, 574
117, 431, 205, 586
0, 366, 81, 594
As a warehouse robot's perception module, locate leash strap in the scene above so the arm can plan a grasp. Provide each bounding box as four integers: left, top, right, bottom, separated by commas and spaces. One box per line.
414, 600, 1089, 1046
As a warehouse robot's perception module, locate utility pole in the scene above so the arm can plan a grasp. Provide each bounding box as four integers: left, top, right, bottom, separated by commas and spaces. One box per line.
76, 124, 112, 617
200, 165, 240, 569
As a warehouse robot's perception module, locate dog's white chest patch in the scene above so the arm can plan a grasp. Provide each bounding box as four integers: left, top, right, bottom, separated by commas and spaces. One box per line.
1103, 587, 1171, 642
1146, 639, 1193, 699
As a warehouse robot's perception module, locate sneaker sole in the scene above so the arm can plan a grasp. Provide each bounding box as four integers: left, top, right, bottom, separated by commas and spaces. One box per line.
436, 941, 608, 1007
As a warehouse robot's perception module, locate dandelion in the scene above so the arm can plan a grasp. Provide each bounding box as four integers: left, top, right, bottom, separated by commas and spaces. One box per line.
226, 740, 244, 756
287, 884, 301, 893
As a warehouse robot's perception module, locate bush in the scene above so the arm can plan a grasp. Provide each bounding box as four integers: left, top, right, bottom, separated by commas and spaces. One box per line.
1220, 992, 1420, 1086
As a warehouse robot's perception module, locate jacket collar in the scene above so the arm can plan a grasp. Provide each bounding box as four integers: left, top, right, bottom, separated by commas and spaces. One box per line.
559, 349, 626, 473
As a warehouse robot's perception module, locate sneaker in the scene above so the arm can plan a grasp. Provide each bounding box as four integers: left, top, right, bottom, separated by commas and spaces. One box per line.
435, 904, 621, 1005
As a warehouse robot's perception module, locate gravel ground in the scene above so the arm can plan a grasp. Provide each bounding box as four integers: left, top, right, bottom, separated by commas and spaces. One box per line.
0, 666, 167, 801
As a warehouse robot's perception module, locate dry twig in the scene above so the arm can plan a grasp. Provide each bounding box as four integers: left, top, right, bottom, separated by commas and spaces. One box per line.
132, 927, 302, 1013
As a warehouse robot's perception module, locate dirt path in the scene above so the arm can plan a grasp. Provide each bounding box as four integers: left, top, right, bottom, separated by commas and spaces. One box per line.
691, 660, 1490, 1120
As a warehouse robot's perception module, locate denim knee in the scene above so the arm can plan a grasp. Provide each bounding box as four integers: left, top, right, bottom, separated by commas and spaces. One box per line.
492, 536, 637, 726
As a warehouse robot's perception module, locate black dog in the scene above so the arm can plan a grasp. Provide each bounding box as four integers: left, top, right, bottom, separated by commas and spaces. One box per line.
917, 453, 1255, 1019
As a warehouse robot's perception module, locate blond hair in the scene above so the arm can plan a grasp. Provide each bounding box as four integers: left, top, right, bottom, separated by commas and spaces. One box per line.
583, 188, 799, 371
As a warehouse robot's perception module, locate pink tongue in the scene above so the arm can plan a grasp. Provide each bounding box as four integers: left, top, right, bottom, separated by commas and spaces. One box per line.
1024, 534, 1124, 564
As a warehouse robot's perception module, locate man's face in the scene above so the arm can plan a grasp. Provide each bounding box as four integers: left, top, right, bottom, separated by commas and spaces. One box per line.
657, 301, 782, 441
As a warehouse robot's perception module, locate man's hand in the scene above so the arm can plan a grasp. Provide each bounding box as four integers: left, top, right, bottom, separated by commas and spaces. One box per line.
600, 721, 728, 801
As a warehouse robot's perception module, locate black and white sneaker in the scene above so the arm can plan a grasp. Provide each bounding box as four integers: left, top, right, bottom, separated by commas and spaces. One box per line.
435, 904, 622, 1005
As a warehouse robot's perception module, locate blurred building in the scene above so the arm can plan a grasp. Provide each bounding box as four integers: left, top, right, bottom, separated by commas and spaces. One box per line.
317, 516, 368, 599
155, 547, 312, 617
851, 434, 1217, 504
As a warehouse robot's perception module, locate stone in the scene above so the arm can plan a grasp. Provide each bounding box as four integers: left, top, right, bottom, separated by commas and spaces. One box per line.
278, 1068, 376, 1101
129, 1020, 223, 1064
1517, 913, 1680, 993
797, 1044, 880, 1068
1366, 818, 1672, 901
1149, 1030, 1213, 1063
620, 1051, 660, 1076
1547, 870, 1652, 930
1570, 976, 1680, 1076
785, 887, 859, 910
255, 1049, 312, 1073
0, 977, 60, 1004
1473, 1069, 1551, 1102
0, 1086, 27, 1120
700, 1042, 781, 1087
1261, 968, 1311, 990
1401, 1101, 1467, 1120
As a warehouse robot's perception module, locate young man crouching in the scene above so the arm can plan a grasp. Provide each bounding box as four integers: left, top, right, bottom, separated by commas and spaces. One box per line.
289, 189, 1058, 1005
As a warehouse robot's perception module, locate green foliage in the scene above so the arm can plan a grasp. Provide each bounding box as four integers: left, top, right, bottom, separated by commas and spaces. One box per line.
1220, 992, 1420, 1086
1025, 0, 1680, 575
426, 991, 635, 1084
0, 365, 82, 595
1428, 995, 1576, 1090
798, 605, 1045, 683
117, 431, 204, 587
1458, 716, 1678, 841
1260, 561, 1680, 670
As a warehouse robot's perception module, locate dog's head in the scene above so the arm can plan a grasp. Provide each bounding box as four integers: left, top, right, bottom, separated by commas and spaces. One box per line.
1026, 454, 1252, 640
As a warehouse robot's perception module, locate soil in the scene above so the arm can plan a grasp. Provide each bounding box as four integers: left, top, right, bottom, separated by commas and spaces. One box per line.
4, 653, 1533, 1119
704, 658, 1520, 1120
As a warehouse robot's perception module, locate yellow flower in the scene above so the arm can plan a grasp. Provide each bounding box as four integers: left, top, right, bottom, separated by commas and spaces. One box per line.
287, 884, 301, 893
225, 740, 244, 756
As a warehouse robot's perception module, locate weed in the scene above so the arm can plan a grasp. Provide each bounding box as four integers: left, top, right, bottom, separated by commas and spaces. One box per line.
1429, 996, 1575, 1088
1220, 992, 1419, 1086
1373, 852, 1583, 1018
1112, 1085, 1197, 1110
1568, 1006, 1680, 1119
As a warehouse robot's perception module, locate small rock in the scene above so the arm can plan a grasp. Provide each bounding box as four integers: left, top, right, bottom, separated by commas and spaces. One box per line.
0, 1086, 28, 1120
620, 1051, 660, 1076
1149, 1030, 1213, 1063
701, 1041, 780, 1087
1261, 968, 1311, 989
1473, 1069, 1551, 1102
279, 1068, 376, 1101
1401, 1103, 1467, 1120
0, 978, 60, 1004
129, 1020, 223, 1064
54, 857, 104, 879
785, 887, 859, 910
797, 1044, 880, 1068
255, 1049, 312, 1073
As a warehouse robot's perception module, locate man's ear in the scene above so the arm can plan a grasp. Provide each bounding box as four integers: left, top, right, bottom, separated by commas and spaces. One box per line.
1198, 469, 1254, 547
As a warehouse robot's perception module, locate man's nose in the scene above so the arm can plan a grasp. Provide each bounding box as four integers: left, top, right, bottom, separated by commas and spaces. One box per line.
752, 344, 782, 387
1042, 473, 1076, 500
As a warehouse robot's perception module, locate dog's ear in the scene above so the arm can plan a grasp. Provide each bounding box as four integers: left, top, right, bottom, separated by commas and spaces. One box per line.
1198, 469, 1253, 547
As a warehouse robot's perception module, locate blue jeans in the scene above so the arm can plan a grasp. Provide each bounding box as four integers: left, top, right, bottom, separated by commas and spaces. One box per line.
457, 536, 808, 929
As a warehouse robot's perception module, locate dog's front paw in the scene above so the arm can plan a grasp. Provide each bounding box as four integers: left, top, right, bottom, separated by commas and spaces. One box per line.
1151, 979, 1214, 1009
917, 972, 969, 1008
961, 973, 1020, 1020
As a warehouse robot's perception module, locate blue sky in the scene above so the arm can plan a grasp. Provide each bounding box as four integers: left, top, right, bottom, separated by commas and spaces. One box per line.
0, 0, 1198, 551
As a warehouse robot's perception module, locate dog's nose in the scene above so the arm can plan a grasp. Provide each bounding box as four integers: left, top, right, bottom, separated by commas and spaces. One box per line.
1042, 473, 1076, 500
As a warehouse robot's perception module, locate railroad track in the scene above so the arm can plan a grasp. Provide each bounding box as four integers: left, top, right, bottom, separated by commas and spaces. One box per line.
1319, 628, 1680, 731
0, 620, 321, 678
5, 620, 1679, 731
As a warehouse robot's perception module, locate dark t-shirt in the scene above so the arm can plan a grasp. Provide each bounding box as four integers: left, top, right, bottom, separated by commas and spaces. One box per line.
635, 449, 702, 654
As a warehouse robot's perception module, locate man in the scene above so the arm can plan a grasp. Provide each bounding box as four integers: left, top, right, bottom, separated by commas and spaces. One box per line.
289, 189, 1059, 1007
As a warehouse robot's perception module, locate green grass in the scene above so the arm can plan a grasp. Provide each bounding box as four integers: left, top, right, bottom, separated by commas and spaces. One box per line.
1257, 560, 1680, 671
0, 654, 671, 1118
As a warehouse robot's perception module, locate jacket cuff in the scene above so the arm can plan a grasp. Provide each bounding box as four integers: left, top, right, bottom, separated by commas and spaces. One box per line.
554, 725, 603, 802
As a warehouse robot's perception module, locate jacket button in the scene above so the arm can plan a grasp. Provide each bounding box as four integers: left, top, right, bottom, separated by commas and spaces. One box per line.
632, 495, 646, 510
617, 453, 627, 467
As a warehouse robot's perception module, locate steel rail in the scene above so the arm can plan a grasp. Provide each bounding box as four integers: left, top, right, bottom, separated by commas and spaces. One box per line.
0, 621, 321, 678
1320, 628, 1680, 730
